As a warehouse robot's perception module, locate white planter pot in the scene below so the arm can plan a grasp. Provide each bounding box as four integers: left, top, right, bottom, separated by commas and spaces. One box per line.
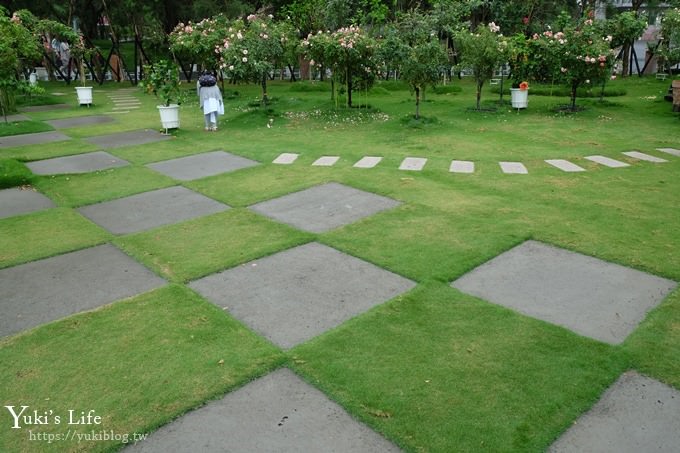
157, 104, 180, 130
75, 86, 93, 106
510, 88, 529, 109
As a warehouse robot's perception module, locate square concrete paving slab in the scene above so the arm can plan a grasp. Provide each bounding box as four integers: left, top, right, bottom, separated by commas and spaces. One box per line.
189, 242, 415, 349
78, 186, 229, 235
584, 155, 630, 168
26, 151, 129, 175
126, 368, 401, 452
273, 153, 299, 164
0, 244, 165, 338
249, 182, 401, 233
0, 131, 71, 149
399, 157, 427, 171
451, 240, 676, 344
84, 129, 171, 149
499, 161, 528, 174
45, 115, 115, 129
656, 147, 680, 157
545, 159, 586, 172
353, 156, 382, 168
146, 151, 259, 181
0, 187, 55, 219
622, 151, 668, 163
312, 156, 340, 166
549, 371, 680, 453
5, 114, 30, 122
449, 160, 475, 173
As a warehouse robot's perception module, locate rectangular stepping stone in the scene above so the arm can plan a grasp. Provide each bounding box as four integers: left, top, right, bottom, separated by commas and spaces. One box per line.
146, 151, 259, 181
84, 129, 171, 149
353, 156, 382, 168
45, 115, 115, 129
0, 244, 165, 338
112, 106, 139, 110
656, 147, 680, 157
26, 151, 129, 175
549, 371, 680, 453
190, 242, 415, 349
399, 157, 427, 171
452, 240, 677, 344
0, 131, 71, 149
250, 182, 400, 233
272, 153, 299, 164
78, 186, 229, 235
312, 156, 340, 166
499, 161, 528, 174
545, 159, 586, 172
584, 155, 630, 168
449, 160, 475, 173
19, 103, 70, 113
4, 114, 29, 122
622, 151, 667, 163
127, 368, 401, 452
0, 188, 55, 220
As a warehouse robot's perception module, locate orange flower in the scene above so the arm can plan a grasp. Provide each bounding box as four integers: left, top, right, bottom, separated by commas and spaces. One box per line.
519, 81, 529, 90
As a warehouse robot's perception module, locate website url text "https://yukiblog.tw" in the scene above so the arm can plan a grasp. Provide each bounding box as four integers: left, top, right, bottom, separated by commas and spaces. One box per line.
28, 429, 148, 445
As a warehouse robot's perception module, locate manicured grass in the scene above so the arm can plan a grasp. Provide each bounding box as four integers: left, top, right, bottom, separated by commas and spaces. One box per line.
0, 285, 284, 453
0, 208, 110, 269
114, 209, 314, 282
291, 283, 628, 452
0, 76, 678, 452
0, 159, 33, 189
0, 120, 53, 137
34, 166, 176, 207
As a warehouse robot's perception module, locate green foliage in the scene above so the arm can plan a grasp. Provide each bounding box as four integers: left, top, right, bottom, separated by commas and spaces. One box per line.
142, 59, 183, 106
0, 159, 32, 189
455, 22, 509, 109
169, 14, 232, 71
659, 8, 680, 70
601, 11, 647, 48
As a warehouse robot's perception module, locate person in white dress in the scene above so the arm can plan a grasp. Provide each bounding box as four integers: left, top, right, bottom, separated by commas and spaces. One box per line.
197, 72, 224, 131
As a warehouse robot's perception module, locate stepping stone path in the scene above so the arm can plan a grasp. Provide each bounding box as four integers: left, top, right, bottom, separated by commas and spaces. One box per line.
353, 156, 382, 168
0, 187, 55, 219
45, 115, 115, 129
0, 131, 71, 149
549, 371, 680, 452
78, 186, 229, 235
545, 159, 586, 172
5, 114, 29, 122
0, 244, 165, 338
190, 242, 415, 349
146, 150, 259, 181
272, 152, 299, 164
584, 155, 630, 168
451, 240, 677, 344
312, 156, 340, 166
249, 182, 400, 233
499, 161, 528, 174
106, 89, 141, 114
126, 368, 401, 452
656, 147, 680, 157
26, 151, 129, 175
622, 151, 667, 163
84, 129, 171, 149
399, 157, 427, 171
449, 160, 475, 174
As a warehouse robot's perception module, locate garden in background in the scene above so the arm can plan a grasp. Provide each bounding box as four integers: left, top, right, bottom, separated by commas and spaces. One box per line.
1, 1, 680, 452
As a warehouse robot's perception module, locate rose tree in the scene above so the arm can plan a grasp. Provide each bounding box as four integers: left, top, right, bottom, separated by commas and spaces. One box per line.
169, 15, 231, 72
217, 14, 284, 105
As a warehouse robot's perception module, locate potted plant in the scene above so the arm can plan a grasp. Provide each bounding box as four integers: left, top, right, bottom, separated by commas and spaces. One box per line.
71, 34, 94, 106
508, 34, 533, 109
510, 81, 529, 109
142, 59, 184, 132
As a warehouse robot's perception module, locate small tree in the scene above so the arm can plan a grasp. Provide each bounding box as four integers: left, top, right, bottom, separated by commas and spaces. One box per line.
659, 8, 680, 73
386, 11, 448, 119
169, 15, 231, 72
217, 14, 284, 105
535, 15, 615, 111
455, 22, 509, 110
602, 11, 647, 77
142, 59, 182, 107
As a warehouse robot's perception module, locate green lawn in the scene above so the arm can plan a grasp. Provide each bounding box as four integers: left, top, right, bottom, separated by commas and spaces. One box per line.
0, 76, 678, 452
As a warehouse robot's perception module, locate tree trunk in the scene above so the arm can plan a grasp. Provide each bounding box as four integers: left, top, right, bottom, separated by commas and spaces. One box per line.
622, 43, 630, 77
287, 64, 296, 82
476, 79, 483, 110
261, 75, 268, 105
346, 69, 353, 108
415, 86, 420, 119
571, 82, 578, 111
